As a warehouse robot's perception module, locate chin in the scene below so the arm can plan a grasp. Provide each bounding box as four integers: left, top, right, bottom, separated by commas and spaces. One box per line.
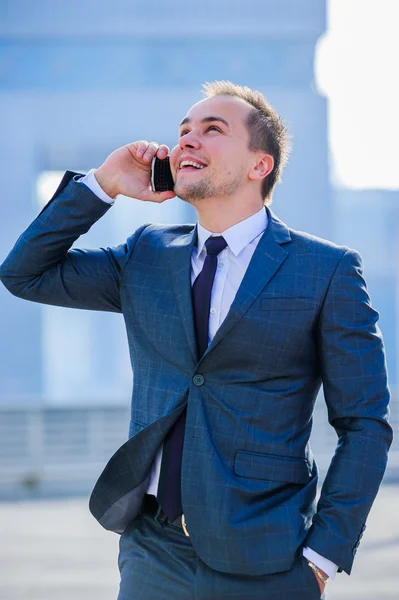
174, 188, 197, 204
173, 183, 186, 199
175, 180, 202, 200
178, 184, 211, 203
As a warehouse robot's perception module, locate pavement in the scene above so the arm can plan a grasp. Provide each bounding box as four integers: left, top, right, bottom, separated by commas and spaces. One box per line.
0, 484, 398, 600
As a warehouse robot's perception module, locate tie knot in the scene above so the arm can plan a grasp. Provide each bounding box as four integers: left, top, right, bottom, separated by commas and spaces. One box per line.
205, 236, 227, 256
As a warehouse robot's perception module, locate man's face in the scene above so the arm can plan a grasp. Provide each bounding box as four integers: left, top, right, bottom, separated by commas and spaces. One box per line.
170, 95, 255, 203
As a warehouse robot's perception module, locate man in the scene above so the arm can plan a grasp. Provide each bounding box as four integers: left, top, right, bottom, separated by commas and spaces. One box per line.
0, 81, 392, 599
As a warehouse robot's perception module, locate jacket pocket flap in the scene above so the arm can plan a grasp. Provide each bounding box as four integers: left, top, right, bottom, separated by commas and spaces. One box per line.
260, 297, 314, 311
234, 450, 311, 484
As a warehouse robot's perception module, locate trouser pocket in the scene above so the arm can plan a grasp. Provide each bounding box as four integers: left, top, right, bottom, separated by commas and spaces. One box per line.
300, 556, 323, 599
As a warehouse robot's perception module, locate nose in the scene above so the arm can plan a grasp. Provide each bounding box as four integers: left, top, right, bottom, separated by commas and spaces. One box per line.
179, 130, 200, 150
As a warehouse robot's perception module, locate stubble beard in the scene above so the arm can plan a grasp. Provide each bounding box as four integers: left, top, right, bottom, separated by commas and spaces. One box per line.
175, 168, 245, 203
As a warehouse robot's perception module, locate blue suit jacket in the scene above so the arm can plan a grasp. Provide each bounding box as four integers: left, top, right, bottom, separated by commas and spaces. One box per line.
0, 172, 392, 576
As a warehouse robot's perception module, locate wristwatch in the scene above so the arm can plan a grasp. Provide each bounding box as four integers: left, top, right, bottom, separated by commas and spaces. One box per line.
307, 561, 329, 585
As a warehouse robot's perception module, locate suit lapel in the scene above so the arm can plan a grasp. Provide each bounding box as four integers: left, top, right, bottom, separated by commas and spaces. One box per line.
167, 209, 292, 364
167, 226, 198, 363
202, 208, 292, 358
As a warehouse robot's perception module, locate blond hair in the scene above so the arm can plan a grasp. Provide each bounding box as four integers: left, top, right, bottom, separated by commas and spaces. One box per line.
202, 80, 291, 204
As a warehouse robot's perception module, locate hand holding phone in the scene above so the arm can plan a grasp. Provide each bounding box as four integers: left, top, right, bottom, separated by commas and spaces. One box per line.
95, 141, 175, 202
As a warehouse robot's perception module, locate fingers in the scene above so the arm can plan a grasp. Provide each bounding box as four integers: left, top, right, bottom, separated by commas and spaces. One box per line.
133, 141, 170, 162
135, 141, 156, 161
157, 144, 169, 159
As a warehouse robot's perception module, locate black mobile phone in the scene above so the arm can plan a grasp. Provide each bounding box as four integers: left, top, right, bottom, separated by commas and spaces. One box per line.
151, 156, 175, 192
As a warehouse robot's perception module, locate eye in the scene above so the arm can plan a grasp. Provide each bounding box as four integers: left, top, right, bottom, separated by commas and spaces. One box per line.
180, 129, 190, 137
206, 125, 221, 133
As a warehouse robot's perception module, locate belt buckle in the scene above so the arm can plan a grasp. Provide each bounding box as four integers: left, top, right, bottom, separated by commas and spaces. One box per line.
181, 513, 190, 537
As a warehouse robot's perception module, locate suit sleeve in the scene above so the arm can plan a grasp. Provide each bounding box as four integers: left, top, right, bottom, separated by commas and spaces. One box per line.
305, 248, 393, 575
0, 171, 149, 313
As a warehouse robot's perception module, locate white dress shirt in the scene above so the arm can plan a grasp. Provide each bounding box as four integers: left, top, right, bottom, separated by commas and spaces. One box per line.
79, 169, 338, 580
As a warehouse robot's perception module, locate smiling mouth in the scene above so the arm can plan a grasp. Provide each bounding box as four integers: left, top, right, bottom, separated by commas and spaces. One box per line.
179, 160, 207, 171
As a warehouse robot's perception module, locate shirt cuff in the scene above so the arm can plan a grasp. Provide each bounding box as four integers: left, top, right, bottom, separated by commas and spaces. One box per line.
302, 546, 338, 581
77, 169, 116, 205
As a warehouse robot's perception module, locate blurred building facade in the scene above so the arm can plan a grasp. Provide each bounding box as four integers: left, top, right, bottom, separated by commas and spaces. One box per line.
334, 189, 399, 385
1, 0, 398, 498
0, 0, 331, 402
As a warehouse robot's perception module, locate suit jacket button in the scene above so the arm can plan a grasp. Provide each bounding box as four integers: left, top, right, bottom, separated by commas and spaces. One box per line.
193, 374, 205, 386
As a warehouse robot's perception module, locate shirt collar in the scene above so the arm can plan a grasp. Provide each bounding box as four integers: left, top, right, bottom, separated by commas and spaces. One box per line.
196, 206, 268, 258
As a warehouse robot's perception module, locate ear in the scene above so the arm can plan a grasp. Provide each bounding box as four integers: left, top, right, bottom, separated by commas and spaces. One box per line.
248, 153, 274, 182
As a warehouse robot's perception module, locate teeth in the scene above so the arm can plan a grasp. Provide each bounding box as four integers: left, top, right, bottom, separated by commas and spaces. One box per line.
180, 160, 205, 169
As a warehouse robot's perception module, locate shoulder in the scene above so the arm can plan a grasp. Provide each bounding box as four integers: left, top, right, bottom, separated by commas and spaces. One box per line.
287, 227, 361, 265
290, 228, 364, 280
267, 207, 359, 264
141, 223, 195, 238
289, 227, 347, 255
127, 222, 196, 251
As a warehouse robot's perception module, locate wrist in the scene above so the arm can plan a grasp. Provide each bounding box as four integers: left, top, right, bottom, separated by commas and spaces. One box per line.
93, 167, 119, 199
307, 561, 329, 586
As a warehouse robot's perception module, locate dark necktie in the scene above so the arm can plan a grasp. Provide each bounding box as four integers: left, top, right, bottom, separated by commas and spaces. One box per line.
157, 235, 228, 520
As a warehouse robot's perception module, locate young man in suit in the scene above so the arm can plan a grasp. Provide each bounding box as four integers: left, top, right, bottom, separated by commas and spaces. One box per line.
0, 81, 392, 599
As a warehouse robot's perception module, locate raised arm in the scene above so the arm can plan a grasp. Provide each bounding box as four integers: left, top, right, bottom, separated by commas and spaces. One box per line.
0, 142, 175, 312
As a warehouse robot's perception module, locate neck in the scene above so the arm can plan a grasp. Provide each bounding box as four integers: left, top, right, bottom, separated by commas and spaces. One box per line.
193, 194, 264, 233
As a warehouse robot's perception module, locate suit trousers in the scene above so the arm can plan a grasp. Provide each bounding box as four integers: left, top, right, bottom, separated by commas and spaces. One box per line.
117, 497, 325, 600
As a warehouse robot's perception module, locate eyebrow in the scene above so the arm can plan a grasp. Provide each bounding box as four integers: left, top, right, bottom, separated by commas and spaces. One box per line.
179, 116, 230, 128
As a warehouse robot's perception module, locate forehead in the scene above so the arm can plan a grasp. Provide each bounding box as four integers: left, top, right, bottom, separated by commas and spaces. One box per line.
182, 95, 252, 127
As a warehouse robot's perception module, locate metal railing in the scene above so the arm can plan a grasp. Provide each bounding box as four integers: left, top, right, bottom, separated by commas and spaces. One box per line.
0, 389, 397, 499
